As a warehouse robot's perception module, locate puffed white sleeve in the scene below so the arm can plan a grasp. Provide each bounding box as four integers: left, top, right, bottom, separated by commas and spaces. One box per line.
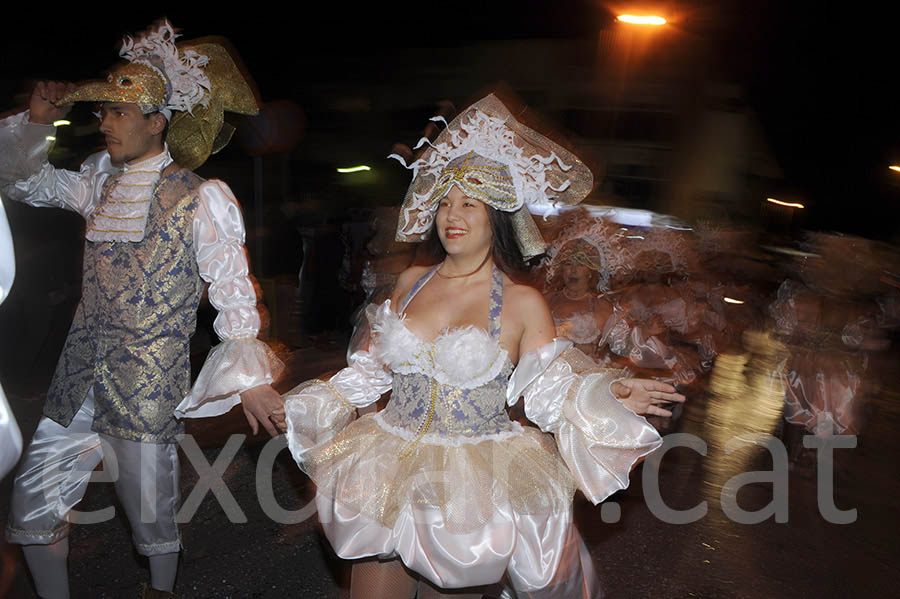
507, 340, 662, 504
284, 302, 392, 461
0, 111, 108, 217
175, 179, 284, 419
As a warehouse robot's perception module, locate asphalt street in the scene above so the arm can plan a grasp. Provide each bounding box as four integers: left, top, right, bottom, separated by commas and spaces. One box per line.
1, 345, 897, 598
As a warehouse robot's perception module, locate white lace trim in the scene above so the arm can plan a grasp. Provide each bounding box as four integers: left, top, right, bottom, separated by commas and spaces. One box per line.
372, 412, 524, 447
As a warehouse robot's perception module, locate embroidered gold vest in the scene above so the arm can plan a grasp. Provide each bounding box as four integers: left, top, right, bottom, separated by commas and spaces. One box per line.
45, 165, 205, 442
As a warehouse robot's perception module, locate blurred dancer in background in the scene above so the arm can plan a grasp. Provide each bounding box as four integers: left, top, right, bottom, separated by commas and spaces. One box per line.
770, 234, 897, 468
541, 215, 616, 359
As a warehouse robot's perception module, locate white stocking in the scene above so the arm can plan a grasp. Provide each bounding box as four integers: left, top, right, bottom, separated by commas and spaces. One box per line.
148, 552, 179, 592
21, 538, 69, 599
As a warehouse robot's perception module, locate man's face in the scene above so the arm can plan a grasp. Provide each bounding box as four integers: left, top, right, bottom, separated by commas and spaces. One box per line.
98, 103, 165, 165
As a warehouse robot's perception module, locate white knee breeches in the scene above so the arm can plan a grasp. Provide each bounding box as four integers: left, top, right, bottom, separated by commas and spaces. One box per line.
5, 389, 181, 556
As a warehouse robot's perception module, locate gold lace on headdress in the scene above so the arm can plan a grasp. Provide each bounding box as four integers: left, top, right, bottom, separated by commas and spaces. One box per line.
427, 152, 517, 209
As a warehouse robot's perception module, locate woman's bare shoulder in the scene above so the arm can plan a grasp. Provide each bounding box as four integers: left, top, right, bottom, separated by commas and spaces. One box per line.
389, 264, 433, 304
503, 278, 551, 317
502, 278, 555, 356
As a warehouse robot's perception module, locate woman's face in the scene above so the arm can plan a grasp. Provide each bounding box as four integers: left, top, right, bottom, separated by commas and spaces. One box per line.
562, 262, 593, 294
435, 185, 492, 256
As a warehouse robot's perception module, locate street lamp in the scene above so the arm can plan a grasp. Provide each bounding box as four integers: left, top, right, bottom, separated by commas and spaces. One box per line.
617, 14, 667, 25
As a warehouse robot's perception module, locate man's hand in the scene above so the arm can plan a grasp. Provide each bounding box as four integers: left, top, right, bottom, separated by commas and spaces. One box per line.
29, 81, 77, 125
240, 383, 285, 437
611, 378, 686, 418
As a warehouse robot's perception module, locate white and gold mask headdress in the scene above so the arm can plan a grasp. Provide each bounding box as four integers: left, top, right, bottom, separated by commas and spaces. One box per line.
390, 94, 594, 259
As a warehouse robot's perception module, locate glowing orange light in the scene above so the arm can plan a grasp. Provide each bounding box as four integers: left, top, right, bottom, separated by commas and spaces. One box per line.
617, 14, 667, 25
889, 166, 900, 173
766, 198, 804, 209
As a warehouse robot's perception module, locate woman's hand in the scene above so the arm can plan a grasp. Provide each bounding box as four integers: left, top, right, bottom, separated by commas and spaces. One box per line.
611, 378, 685, 417
240, 383, 285, 436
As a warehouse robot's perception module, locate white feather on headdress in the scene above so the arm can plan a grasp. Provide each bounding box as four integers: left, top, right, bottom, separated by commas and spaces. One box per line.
119, 20, 211, 117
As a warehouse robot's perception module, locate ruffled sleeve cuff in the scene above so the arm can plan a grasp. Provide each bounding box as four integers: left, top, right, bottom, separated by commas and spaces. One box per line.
512, 343, 663, 504
175, 338, 285, 419
283, 379, 357, 464
284, 351, 392, 463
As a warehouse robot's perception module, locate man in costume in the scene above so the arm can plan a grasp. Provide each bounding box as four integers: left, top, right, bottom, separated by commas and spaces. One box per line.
0, 21, 285, 598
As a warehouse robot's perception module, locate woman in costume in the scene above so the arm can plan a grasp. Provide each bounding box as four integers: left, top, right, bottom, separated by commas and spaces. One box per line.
541, 217, 615, 360
597, 228, 722, 390
770, 234, 892, 441
282, 95, 683, 598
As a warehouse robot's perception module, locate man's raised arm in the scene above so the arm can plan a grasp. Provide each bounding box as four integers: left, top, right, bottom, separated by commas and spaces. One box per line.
0, 81, 111, 217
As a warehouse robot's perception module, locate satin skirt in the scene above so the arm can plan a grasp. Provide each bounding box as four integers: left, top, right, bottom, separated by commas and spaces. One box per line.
5, 390, 181, 555
305, 414, 600, 596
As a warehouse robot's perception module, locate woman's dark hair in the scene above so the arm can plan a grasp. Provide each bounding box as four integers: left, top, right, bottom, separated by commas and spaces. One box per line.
416, 203, 529, 281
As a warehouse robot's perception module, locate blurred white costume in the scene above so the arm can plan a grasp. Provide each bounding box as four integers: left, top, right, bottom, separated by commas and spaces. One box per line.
0, 196, 23, 478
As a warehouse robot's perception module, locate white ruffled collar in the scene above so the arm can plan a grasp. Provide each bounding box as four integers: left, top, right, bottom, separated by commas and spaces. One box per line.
86, 146, 173, 243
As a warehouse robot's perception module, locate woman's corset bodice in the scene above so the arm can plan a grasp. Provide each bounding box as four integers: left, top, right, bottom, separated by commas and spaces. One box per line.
380, 364, 516, 440
372, 294, 520, 442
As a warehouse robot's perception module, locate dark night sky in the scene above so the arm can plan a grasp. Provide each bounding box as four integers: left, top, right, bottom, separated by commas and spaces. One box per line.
2, 1, 898, 237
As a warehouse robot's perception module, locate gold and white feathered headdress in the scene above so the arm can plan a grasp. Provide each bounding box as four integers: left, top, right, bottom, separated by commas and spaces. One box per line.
62, 21, 210, 119
59, 20, 260, 169
390, 94, 594, 259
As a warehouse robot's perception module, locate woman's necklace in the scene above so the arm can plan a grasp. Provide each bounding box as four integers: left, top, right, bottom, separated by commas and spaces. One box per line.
563, 287, 591, 301
436, 251, 491, 279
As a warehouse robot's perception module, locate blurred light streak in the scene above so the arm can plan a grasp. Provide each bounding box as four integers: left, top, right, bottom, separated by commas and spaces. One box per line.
889, 165, 900, 173
766, 197, 804, 208
336, 165, 371, 173
723, 297, 744, 304
761, 245, 819, 258
45, 136, 56, 142
52, 119, 71, 127
617, 14, 667, 25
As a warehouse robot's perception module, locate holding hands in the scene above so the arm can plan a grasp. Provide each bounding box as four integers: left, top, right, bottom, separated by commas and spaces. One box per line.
611, 378, 685, 418
240, 383, 286, 437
